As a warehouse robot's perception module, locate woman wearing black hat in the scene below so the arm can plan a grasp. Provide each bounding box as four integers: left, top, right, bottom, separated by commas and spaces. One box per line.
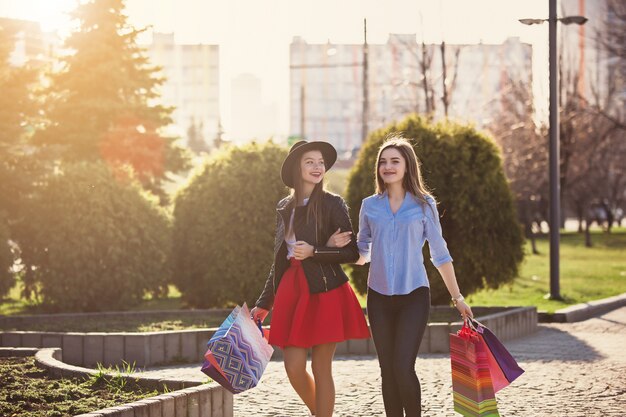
251, 140, 370, 417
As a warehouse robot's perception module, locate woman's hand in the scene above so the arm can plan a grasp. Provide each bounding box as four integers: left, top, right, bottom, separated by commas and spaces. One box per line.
455, 300, 473, 320
326, 228, 352, 248
250, 306, 270, 323
293, 241, 314, 260
354, 255, 367, 265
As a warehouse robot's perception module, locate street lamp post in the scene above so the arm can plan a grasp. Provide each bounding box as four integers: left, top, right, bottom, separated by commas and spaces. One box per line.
520, 0, 587, 300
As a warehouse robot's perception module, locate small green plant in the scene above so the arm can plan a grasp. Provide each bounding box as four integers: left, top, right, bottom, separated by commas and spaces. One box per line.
88, 363, 109, 385
89, 360, 138, 393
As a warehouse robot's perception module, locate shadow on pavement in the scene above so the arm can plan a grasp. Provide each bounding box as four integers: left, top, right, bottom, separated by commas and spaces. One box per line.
504, 326, 604, 362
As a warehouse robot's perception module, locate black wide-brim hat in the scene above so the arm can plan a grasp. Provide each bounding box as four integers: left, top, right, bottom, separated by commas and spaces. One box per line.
281, 140, 337, 188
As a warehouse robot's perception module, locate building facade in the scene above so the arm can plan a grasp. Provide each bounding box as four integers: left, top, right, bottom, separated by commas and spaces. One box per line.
147, 32, 220, 149
0, 17, 60, 69
290, 35, 533, 153
560, 0, 625, 119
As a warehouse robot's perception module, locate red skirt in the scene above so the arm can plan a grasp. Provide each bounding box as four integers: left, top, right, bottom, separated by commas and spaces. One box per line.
269, 258, 370, 349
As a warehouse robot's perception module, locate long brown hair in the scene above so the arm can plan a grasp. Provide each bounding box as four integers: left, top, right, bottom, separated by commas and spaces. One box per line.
286, 154, 325, 242
375, 136, 433, 207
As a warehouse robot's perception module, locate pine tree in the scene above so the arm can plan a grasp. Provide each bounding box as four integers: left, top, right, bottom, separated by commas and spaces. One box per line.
0, 20, 39, 219
36, 0, 188, 198
0, 20, 39, 295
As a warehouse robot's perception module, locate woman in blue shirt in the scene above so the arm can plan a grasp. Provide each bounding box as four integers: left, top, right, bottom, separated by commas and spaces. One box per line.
332, 137, 473, 416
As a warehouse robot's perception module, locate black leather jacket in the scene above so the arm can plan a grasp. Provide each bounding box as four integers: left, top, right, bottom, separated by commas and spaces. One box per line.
255, 191, 359, 311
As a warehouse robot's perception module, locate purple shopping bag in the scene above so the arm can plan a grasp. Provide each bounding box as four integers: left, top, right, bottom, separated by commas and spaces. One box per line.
471, 319, 524, 392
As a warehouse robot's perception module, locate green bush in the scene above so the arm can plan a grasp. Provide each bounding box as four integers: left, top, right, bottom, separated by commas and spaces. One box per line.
172, 141, 288, 308
0, 212, 14, 298
346, 115, 524, 304
15, 163, 171, 312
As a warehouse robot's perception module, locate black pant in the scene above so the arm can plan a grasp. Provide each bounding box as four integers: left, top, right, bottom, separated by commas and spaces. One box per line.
367, 286, 431, 417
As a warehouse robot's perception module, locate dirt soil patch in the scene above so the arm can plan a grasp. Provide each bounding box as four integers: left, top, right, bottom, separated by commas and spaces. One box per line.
0, 356, 158, 417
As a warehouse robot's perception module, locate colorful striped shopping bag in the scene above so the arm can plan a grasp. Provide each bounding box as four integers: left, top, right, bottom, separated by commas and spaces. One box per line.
201, 303, 274, 394
450, 323, 500, 417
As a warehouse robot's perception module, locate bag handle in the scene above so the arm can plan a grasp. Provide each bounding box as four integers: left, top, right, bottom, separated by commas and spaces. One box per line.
469, 318, 486, 333
255, 318, 265, 336
458, 318, 477, 339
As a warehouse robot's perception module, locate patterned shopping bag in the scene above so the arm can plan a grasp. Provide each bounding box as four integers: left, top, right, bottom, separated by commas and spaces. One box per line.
201, 303, 274, 394
471, 319, 524, 393
450, 324, 501, 417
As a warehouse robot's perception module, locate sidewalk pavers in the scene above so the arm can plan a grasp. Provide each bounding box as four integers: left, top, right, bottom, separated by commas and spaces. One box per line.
138, 306, 626, 417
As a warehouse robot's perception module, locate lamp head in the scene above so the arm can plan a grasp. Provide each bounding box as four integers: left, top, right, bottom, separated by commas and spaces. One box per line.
519, 18, 547, 25
559, 16, 588, 25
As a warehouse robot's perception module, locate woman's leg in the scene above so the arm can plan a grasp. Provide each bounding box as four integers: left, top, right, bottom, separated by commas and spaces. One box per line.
367, 288, 404, 417
283, 347, 316, 414
392, 287, 430, 417
311, 342, 337, 417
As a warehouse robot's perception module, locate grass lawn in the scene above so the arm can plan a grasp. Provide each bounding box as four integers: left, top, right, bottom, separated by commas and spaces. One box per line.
467, 227, 626, 313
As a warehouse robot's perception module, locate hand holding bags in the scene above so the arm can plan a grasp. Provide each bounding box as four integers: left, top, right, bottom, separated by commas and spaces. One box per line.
201, 303, 274, 394
450, 323, 501, 417
450, 319, 525, 416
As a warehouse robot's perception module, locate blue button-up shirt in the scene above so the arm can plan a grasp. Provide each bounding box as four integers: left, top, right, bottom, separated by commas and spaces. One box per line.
357, 192, 453, 296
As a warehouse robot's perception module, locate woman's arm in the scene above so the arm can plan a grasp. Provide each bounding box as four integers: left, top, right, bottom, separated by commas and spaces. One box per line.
309, 197, 359, 264
252, 210, 281, 322
423, 197, 472, 318
323, 200, 371, 266
436, 261, 473, 319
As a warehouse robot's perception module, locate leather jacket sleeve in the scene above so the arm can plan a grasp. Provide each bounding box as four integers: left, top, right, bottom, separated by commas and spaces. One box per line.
255, 211, 280, 310
311, 197, 359, 264
255, 263, 275, 311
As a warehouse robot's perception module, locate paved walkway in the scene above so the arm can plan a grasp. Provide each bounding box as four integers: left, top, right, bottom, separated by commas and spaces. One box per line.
139, 307, 626, 416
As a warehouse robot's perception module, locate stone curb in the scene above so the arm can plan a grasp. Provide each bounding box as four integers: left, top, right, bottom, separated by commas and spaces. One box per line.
1, 347, 233, 417
1, 306, 537, 363
539, 292, 626, 323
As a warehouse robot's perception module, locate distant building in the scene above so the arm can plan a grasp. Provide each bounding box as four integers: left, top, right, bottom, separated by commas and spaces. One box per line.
230, 73, 278, 144
0, 17, 59, 69
146, 32, 220, 149
561, 0, 625, 119
290, 35, 533, 153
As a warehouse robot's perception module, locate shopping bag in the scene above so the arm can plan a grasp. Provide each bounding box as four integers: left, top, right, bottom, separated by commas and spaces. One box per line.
201, 303, 274, 394
450, 323, 501, 417
471, 319, 524, 393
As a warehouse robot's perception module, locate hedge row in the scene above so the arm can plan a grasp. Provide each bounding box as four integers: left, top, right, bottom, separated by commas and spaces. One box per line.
3, 116, 524, 311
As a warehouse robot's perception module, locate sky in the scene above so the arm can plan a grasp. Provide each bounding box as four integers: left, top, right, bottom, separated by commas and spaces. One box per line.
0, 0, 550, 138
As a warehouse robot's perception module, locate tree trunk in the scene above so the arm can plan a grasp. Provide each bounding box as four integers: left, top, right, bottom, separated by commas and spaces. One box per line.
584, 220, 593, 247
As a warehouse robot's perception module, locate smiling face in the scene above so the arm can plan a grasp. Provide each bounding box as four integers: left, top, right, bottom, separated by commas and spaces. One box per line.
378, 147, 407, 186
300, 150, 326, 185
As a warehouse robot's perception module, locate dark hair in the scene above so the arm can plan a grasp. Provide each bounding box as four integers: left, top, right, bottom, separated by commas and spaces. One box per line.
286, 152, 325, 243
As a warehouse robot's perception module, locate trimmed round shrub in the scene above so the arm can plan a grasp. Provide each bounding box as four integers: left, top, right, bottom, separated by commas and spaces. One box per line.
346, 115, 524, 304
172, 141, 288, 308
15, 163, 171, 312
0, 212, 15, 298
